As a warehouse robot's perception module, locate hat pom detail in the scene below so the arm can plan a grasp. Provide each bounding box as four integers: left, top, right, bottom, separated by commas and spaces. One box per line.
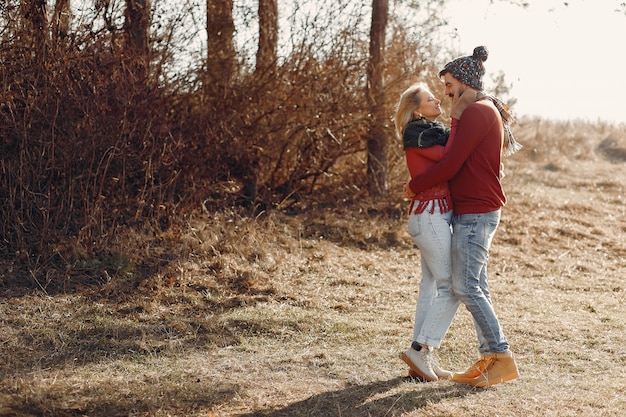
473, 46, 488, 62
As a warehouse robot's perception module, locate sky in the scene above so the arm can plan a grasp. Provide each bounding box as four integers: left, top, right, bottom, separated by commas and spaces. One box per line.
443, 0, 626, 124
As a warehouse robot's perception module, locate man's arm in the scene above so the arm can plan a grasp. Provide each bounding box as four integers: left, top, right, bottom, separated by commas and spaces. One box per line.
408, 104, 490, 194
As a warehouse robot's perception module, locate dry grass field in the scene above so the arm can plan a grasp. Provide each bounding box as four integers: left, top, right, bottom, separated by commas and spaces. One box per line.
1, 117, 626, 416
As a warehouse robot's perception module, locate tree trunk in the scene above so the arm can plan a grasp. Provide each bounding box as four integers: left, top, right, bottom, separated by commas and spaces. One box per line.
255, 0, 278, 78
20, 0, 49, 48
366, 0, 388, 196
207, 0, 236, 97
124, 0, 151, 79
52, 0, 71, 42
124, 0, 151, 53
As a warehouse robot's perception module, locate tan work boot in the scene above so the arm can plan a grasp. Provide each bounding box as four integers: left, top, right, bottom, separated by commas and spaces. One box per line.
470, 351, 519, 388
452, 354, 494, 383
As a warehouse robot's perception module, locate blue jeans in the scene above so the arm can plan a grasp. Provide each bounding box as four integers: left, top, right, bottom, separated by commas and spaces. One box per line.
408, 202, 460, 348
451, 210, 509, 354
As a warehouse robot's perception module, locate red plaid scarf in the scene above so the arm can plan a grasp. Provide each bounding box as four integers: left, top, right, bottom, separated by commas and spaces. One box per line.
477, 92, 523, 156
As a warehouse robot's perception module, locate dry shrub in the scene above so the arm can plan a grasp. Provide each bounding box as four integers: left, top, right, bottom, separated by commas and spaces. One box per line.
192, 32, 374, 213
0, 0, 500, 296
0, 2, 185, 290
0, 49, 176, 281
509, 117, 626, 167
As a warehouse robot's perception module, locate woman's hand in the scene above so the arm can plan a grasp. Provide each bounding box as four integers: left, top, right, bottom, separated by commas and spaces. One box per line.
402, 182, 416, 199
451, 87, 478, 120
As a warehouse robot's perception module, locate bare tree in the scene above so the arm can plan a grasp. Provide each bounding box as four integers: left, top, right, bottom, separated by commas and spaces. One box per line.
207, 0, 236, 96
125, 0, 151, 52
51, 0, 70, 42
19, 0, 48, 48
124, 0, 151, 76
255, 0, 278, 77
366, 0, 389, 196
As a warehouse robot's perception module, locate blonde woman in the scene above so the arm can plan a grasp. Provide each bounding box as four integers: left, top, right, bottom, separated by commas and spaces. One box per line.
406, 47, 521, 388
394, 82, 475, 381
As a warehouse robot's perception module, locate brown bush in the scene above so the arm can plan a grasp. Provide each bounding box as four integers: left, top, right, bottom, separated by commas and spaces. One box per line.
0, 1, 396, 290
0, 2, 182, 288
0, 1, 519, 292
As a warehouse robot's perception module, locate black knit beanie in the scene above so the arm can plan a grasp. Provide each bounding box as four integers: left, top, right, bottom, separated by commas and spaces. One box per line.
439, 46, 488, 90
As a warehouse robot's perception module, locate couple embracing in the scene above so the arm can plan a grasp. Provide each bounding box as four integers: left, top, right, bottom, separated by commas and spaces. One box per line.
393, 46, 522, 388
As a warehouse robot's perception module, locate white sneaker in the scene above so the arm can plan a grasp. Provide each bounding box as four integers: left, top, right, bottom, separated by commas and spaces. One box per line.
431, 356, 453, 379
401, 347, 438, 382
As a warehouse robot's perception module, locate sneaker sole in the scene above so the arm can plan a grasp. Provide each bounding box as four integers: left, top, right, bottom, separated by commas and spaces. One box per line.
400, 353, 438, 382
435, 371, 453, 380
407, 369, 426, 382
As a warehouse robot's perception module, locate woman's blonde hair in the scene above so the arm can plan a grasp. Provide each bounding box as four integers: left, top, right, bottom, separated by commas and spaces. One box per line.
393, 82, 429, 140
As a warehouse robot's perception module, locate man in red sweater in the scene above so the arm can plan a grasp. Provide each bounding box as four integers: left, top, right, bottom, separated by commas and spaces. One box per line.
406, 46, 519, 387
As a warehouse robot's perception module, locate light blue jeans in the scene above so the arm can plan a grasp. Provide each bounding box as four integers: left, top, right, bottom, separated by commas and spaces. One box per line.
451, 210, 509, 354
408, 202, 460, 348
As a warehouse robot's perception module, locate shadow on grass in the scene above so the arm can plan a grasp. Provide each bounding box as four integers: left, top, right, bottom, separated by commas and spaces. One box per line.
0, 379, 241, 417
236, 376, 476, 417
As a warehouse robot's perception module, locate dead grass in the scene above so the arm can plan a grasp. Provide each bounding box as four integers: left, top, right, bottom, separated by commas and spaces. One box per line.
2, 117, 626, 416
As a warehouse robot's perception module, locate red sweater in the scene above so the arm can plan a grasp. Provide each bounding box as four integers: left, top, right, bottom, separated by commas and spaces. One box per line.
405, 119, 458, 214
408, 100, 506, 215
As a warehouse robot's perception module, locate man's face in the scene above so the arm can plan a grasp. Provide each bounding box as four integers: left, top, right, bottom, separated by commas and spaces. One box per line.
442, 73, 467, 100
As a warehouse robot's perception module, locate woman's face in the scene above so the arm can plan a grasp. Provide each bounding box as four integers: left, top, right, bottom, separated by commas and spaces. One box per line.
414, 90, 442, 119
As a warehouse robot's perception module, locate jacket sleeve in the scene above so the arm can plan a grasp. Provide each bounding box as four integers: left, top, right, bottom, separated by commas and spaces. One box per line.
408, 106, 492, 194
416, 145, 446, 162
416, 118, 460, 161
